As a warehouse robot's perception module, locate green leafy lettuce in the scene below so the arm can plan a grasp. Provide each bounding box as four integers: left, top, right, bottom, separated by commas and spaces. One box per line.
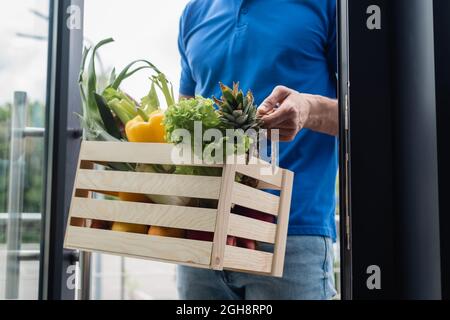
164, 96, 220, 145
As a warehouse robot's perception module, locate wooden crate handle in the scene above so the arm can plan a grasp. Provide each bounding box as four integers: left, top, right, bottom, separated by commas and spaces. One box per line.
271, 169, 294, 277
210, 164, 236, 270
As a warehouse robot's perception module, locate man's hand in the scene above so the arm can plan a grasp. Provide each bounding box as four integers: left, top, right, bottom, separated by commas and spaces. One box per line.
257, 86, 338, 141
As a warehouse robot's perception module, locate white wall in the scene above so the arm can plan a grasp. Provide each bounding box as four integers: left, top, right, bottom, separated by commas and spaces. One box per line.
84, 0, 191, 106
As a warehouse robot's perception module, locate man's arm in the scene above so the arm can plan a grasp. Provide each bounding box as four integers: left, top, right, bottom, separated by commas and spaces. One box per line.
257, 86, 338, 140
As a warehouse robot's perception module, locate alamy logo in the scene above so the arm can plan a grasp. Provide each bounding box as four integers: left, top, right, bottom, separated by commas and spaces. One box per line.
66, 5, 81, 30
366, 265, 381, 290
366, 5, 382, 30
66, 264, 81, 290
168, 125, 280, 176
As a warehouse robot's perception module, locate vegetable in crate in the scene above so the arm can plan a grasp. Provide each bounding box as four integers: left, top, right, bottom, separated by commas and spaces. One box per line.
185, 230, 236, 246
165, 84, 260, 164
125, 110, 166, 143
102, 71, 171, 144
164, 96, 223, 177
148, 226, 185, 239
111, 192, 152, 234
215, 83, 267, 249
78, 38, 160, 145
79, 38, 189, 198
165, 84, 266, 249
77, 39, 268, 247
214, 82, 261, 187
164, 96, 221, 150
121, 73, 172, 143
112, 222, 148, 234
118, 192, 150, 203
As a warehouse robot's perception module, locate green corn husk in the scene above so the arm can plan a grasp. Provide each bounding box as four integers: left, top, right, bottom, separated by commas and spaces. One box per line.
86, 38, 114, 125
141, 81, 160, 114
110, 59, 160, 90
94, 93, 122, 140
107, 98, 135, 125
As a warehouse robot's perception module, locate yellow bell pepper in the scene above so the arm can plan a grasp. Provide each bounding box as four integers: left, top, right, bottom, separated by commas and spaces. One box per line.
125, 110, 166, 143
111, 221, 148, 234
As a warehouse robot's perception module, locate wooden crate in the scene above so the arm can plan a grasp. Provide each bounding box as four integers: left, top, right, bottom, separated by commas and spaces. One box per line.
64, 141, 294, 277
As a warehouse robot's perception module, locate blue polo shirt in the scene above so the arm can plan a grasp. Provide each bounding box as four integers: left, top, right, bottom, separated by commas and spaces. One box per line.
178, 0, 338, 240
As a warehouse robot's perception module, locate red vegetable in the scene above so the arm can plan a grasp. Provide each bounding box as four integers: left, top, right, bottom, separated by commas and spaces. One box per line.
234, 205, 275, 223
186, 230, 237, 247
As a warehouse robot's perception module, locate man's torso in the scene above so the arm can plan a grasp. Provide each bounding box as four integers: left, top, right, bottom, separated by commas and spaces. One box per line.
179, 0, 338, 240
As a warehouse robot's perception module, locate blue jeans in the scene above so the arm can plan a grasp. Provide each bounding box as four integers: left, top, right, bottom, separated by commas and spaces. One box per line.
177, 235, 337, 300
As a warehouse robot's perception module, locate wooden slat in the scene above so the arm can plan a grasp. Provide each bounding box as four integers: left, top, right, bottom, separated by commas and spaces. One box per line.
66, 246, 213, 270
80, 141, 221, 167
223, 245, 273, 274
211, 165, 236, 270
236, 158, 283, 188
228, 213, 276, 243
231, 182, 280, 216
65, 226, 212, 265
75, 169, 221, 200
70, 197, 217, 232
271, 170, 294, 277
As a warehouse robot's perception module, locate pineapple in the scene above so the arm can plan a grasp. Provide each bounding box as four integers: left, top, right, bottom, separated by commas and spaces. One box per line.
213, 82, 261, 131
214, 82, 261, 187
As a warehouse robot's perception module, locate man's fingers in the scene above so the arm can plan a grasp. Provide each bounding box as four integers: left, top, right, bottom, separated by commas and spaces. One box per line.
257, 86, 292, 116
261, 110, 288, 128
257, 99, 275, 116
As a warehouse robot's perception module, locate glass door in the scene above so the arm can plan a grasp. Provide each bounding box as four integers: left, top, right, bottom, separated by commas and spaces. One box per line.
0, 0, 50, 299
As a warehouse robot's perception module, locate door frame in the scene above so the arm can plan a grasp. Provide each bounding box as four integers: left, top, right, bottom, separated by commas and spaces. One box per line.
434, 0, 450, 300
339, 0, 442, 299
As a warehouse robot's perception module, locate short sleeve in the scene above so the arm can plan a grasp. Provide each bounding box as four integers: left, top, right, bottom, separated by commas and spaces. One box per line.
326, 0, 337, 79
178, 9, 196, 96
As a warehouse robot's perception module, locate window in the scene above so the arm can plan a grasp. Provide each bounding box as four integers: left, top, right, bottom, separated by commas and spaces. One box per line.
0, 0, 50, 300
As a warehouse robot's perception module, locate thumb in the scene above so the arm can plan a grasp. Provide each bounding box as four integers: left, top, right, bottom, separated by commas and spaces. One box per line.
257, 86, 292, 116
